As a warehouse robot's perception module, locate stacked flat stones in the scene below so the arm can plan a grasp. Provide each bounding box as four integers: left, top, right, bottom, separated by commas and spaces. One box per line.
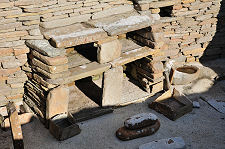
134, 0, 224, 62
116, 113, 160, 141
128, 0, 224, 94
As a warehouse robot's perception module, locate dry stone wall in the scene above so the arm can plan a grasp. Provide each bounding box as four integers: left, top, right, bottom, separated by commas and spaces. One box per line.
0, 0, 224, 106
129, 0, 224, 94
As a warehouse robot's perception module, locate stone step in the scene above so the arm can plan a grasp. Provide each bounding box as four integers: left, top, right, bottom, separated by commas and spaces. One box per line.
110, 39, 157, 67
86, 11, 155, 36
42, 23, 108, 48
46, 62, 111, 85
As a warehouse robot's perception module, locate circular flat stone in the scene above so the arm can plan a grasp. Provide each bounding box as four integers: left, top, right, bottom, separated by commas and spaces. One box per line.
124, 113, 158, 130
116, 120, 160, 141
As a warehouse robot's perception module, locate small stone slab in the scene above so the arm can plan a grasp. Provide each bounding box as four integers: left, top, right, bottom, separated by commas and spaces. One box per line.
32, 58, 68, 74
86, 12, 154, 36
35, 67, 70, 79
31, 50, 68, 66
110, 39, 156, 67
116, 120, 160, 141
46, 62, 111, 85
92, 4, 134, 20
149, 0, 180, 8
124, 113, 158, 130
102, 66, 123, 106
139, 137, 186, 149
25, 40, 66, 57
42, 23, 108, 48
67, 52, 91, 69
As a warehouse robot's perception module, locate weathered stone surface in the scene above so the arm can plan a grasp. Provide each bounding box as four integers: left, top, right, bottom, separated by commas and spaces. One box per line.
110, 39, 157, 67
116, 120, 160, 141
46, 85, 69, 120
92, 4, 134, 19
97, 39, 122, 63
42, 23, 108, 48
150, 81, 164, 94
149, 0, 180, 8
67, 52, 91, 69
139, 137, 186, 149
35, 67, 70, 79
87, 12, 154, 36
31, 50, 68, 66
46, 62, 111, 85
32, 58, 68, 73
130, 34, 159, 49
26, 40, 66, 57
40, 14, 91, 29
124, 113, 158, 130
102, 66, 123, 106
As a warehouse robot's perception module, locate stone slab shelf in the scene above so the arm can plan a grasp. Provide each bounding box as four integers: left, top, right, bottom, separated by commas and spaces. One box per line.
42, 23, 108, 48
110, 39, 157, 67
46, 53, 111, 85
86, 11, 154, 36
42, 11, 157, 48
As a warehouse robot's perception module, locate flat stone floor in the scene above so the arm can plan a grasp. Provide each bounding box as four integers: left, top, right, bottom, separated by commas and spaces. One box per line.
1, 59, 225, 149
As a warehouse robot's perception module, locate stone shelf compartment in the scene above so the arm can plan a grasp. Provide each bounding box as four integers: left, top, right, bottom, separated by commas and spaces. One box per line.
110, 38, 157, 67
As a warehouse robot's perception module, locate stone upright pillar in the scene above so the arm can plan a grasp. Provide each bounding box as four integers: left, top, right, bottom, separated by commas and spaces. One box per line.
102, 66, 123, 106
46, 85, 69, 120
97, 37, 122, 64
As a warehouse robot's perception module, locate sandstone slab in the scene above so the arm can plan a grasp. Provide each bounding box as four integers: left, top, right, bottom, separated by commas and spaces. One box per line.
46, 62, 111, 85
43, 23, 108, 48
46, 85, 69, 120
26, 40, 66, 57
31, 50, 68, 66
40, 14, 91, 29
32, 58, 68, 74
87, 12, 154, 36
97, 39, 122, 63
92, 5, 134, 19
102, 66, 123, 106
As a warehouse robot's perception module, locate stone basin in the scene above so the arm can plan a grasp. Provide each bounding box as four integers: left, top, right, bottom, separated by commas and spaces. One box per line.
172, 65, 200, 85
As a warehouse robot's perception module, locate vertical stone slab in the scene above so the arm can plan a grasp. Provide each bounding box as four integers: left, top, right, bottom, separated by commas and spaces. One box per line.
102, 66, 123, 106
46, 85, 69, 120
97, 39, 122, 64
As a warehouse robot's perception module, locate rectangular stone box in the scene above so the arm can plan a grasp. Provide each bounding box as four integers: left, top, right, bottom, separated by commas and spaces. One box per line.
49, 114, 81, 141
149, 88, 193, 120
